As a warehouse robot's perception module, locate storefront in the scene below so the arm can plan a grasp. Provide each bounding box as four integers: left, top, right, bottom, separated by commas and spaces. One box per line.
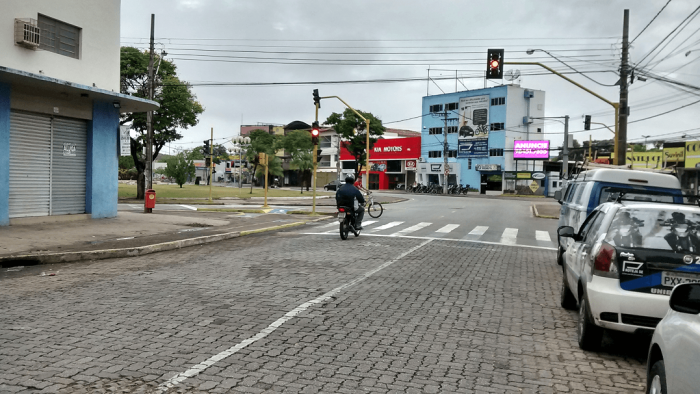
339, 137, 420, 190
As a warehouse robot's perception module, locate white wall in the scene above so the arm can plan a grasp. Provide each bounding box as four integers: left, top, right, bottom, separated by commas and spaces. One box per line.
2, 0, 121, 91
504, 86, 546, 172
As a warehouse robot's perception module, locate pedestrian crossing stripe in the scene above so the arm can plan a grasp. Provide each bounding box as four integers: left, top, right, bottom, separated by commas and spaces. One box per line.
501, 228, 518, 245
468, 226, 488, 236
390, 222, 431, 237
371, 221, 404, 231
436, 224, 459, 233
536, 230, 551, 242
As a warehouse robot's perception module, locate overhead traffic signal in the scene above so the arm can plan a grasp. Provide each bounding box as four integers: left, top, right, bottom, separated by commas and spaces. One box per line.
486, 49, 504, 79
202, 139, 210, 156
316, 148, 322, 163
311, 121, 320, 145
584, 115, 591, 130
205, 157, 211, 167
313, 89, 321, 109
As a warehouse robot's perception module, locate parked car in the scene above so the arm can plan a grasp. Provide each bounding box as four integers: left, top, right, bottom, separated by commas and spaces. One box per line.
646, 283, 700, 394
323, 180, 343, 191
558, 201, 700, 350
554, 169, 683, 265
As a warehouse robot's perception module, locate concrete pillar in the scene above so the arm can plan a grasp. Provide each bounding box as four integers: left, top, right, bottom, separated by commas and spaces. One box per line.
86, 100, 120, 219
0, 83, 10, 226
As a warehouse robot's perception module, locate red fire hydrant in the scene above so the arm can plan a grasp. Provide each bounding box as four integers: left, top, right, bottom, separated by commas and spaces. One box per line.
145, 189, 156, 209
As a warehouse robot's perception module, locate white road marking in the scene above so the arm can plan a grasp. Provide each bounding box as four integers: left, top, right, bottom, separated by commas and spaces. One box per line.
536, 230, 552, 242
179, 205, 198, 211
361, 221, 377, 227
468, 226, 488, 236
156, 239, 434, 392
436, 224, 460, 233
371, 221, 404, 231
501, 228, 518, 245
318, 221, 338, 228
390, 222, 432, 236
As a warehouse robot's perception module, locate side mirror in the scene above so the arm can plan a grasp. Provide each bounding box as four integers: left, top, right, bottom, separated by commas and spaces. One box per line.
557, 226, 576, 239
554, 190, 563, 204
670, 283, 700, 314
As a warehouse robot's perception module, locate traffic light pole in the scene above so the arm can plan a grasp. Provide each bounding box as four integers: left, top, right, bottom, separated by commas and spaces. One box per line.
312, 104, 319, 215
263, 153, 269, 208
209, 127, 213, 202
144, 14, 155, 214
505, 61, 621, 164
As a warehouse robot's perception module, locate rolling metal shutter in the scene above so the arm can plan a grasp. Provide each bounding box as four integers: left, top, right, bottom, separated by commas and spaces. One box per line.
8, 111, 87, 219
9, 111, 52, 218
51, 117, 87, 215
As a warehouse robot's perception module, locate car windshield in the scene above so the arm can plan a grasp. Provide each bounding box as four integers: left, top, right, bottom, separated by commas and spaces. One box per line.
600, 186, 675, 203
605, 207, 700, 251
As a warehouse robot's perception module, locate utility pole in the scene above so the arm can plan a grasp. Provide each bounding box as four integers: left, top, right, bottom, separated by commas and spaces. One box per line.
443, 107, 449, 194
618, 9, 630, 166
208, 127, 213, 202
144, 13, 155, 214
563, 115, 569, 180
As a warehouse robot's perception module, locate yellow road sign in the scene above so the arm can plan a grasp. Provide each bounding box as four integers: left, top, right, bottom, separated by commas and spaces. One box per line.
529, 180, 539, 193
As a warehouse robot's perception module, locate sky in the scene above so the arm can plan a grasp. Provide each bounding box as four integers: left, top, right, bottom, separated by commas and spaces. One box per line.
119, 0, 700, 155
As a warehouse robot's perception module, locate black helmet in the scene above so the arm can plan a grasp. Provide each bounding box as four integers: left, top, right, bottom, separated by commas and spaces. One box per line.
345, 176, 355, 184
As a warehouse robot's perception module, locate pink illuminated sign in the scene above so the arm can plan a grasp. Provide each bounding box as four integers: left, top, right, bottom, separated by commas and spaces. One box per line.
513, 140, 550, 159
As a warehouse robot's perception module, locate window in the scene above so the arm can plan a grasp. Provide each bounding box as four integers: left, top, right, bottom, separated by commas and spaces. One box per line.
428, 151, 442, 158
428, 127, 443, 135
342, 161, 356, 169
38, 14, 80, 59
468, 159, 472, 169
489, 149, 504, 157
429, 104, 443, 113
490, 97, 505, 106
320, 136, 332, 148
445, 102, 458, 111
386, 160, 402, 172
447, 126, 458, 134
490, 123, 505, 131
447, 150, 458, 158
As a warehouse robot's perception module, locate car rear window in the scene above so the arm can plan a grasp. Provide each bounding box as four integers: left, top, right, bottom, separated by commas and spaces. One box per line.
606, 207, 700, 252
599, 186, 675, 203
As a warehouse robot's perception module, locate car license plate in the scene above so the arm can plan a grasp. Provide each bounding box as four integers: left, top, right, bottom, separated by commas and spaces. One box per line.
661, 271, 700, 287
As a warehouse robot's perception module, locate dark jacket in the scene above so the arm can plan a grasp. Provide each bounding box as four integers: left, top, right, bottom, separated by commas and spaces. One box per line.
336, 183, 365, 209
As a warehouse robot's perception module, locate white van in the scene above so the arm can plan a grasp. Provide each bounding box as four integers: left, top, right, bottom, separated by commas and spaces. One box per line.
554, 168, 683, 265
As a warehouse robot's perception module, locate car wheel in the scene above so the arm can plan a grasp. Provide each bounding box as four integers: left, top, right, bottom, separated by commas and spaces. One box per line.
577, 295, 603, 350
647, 360, 667, 394
560, 269, 577, 310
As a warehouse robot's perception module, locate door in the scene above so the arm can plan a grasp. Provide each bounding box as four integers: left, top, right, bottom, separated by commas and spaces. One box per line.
51, 117, 87, 215
369, 173, 379, 190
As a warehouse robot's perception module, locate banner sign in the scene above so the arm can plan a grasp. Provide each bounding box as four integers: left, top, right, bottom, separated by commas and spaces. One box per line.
119, 125, 131, 157
458, 138, 488, 158
475, 164, 501, 172
514, 140, 549, 159
504, 171, 545, 180
458, 95, 490, 141
405, 160, 417, 170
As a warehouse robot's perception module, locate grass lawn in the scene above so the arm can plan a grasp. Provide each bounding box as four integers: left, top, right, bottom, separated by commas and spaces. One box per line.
118, 183, 332, 200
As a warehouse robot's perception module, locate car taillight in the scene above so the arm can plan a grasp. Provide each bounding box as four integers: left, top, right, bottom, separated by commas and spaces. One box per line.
593, 242, 619, 278
338, 208, 345, 212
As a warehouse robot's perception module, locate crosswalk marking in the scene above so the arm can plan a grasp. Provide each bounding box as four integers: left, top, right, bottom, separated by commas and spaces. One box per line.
371, 221, 404, 231
536, 230, 551, 242
361, 221, 377, 227
468, 226, 489, 236
501, 228, 518, 245
390, 222, 432, 236
436, 224, 460, 233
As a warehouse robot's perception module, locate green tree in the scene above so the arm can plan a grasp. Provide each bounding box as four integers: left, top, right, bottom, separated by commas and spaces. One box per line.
245, 130, 278, 193
163, 151, 196, 188
189, 144, 229, 164
119, 46, 204, 199
280, 130, 314, 193
325, 109, 385, 179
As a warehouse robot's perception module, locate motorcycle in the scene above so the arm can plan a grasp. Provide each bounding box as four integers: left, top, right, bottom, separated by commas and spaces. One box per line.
337, 206, 361, 240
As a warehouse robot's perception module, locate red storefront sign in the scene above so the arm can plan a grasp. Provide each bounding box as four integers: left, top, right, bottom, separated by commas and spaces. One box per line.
405, 160, 417, 170
339, 137, 420, 161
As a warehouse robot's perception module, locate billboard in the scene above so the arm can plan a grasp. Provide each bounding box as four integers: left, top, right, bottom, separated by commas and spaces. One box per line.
458, 95, 490, 141
514, 140, 550, 159
458, 138, 488, 158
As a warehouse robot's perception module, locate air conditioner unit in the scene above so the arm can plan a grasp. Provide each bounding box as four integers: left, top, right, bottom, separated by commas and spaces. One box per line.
418, 157, 426, 163
15, 18, 40, 49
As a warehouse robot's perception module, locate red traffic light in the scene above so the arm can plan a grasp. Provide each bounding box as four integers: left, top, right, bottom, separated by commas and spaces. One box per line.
311, 128, 320, 137
490, 59, 499, 69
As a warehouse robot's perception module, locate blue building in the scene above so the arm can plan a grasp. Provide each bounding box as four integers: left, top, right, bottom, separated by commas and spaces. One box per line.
1, 1, 157, 226
418, 85, 546, 193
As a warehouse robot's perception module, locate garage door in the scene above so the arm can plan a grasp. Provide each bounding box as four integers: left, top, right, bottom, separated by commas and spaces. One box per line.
8, 111, 87, 219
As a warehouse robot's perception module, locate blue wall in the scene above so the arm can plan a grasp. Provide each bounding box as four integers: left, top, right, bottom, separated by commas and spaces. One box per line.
86, 101, 120, 219
421, 86, 508, 191
0, 83, 10, 226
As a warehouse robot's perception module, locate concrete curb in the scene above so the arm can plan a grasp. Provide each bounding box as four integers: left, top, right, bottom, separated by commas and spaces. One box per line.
0, 217, 331, 267
532, 204, 559, 220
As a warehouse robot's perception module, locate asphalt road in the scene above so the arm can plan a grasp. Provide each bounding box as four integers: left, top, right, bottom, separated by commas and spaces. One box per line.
0, 195, 648, 393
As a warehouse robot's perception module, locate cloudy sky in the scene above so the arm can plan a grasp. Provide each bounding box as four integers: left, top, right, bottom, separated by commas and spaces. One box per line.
120, 0, 700, 155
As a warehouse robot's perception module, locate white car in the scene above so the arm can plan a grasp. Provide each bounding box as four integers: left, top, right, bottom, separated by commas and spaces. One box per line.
646, 283, 700, 394
558, 201, 700, 350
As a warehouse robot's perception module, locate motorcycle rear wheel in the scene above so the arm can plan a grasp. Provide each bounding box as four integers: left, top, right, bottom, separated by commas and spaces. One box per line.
340, 221, 349, 240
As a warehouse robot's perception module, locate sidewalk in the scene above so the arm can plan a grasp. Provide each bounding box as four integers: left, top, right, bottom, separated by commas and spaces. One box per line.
533, 203, 561, 219
118, 194, 408, 207
0, 210, 332, 267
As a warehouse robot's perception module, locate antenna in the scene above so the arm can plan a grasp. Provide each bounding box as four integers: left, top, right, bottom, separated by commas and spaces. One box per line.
505, 69, 521, 84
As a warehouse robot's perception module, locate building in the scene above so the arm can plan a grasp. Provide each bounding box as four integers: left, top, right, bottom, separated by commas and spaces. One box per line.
1, 1, 157, 226
419, 85, 546, 194
340, 137, 421, 190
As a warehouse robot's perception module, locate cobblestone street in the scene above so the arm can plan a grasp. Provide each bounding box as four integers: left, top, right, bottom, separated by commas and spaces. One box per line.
1, 229, 648, 393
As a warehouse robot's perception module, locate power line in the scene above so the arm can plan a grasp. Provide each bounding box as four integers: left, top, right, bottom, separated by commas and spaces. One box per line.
636, 5, 700, 68
121, 36, 619, 42
631, 0, 672, 44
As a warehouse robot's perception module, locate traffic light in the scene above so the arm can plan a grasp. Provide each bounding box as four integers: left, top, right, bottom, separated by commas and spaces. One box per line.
205, 157, 211, 167
311, 121, 320, 145
202, 140, 210, 156
584, 115, 591, 130
316, 148, 322, 163
486, 49, 504, 79
313, 89, 321, 109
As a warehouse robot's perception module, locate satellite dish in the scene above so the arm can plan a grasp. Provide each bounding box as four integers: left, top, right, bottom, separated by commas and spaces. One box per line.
505, 69, 521, 82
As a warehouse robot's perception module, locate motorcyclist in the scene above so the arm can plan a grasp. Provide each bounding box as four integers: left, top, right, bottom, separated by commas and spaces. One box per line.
336, 176, 365, 230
